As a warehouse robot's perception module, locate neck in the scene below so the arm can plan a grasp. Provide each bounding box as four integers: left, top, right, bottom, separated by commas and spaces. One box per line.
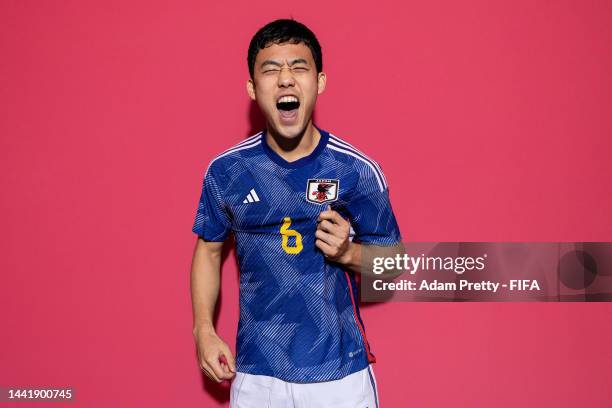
265, 121, 320, 163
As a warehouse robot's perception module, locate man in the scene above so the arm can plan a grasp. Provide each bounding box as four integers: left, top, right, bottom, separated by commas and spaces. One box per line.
190, 19, 402, 407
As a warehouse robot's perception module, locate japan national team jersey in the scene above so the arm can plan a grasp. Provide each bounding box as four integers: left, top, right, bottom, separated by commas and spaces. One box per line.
192, 126, 402, 383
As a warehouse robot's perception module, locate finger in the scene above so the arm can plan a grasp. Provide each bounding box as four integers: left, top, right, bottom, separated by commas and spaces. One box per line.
216, 354, 234, 379
317, 209, 346, 226
316, 238, 335, 256
329, 209, 346, 225
315, 229, 338, 247
316, 219, 341, 234
219, 358, 228, 373
317, 210, 330, 222
203, 369, 217, 382
221, 347, 237, 373
205, 354, 228, 381
200, 361, 221, 383
317, 204, 334, 222
317, 210, 335, 223
221, 363, 236, 379
318, 219, 349, 243
197, 349, 220, 382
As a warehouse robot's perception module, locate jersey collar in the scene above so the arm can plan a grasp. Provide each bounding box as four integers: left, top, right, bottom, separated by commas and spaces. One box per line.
261, 125, 330, 169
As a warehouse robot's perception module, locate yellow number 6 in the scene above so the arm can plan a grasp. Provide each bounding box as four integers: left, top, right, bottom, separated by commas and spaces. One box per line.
280, 217, 303, 254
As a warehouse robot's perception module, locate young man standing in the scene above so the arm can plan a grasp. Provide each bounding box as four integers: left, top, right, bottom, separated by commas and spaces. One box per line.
190, 19, 402, 407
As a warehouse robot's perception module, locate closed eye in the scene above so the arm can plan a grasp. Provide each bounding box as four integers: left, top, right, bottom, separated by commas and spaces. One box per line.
261, 66, 308, 74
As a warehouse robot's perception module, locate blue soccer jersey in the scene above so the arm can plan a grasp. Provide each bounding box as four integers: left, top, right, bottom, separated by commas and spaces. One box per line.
192, 126, 402, 383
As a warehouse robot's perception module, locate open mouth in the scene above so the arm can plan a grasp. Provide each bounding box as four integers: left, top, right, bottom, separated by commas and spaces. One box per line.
276, 95, 300, 124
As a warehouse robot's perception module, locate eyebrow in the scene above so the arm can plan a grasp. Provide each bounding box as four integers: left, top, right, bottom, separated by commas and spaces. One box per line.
260, 58, 310, 69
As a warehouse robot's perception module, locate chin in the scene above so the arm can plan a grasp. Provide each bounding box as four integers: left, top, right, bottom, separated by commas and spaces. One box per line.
270, 121, 306, 139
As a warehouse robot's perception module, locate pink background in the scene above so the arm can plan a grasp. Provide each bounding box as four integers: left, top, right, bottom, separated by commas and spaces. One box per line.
1, 1, 611, 407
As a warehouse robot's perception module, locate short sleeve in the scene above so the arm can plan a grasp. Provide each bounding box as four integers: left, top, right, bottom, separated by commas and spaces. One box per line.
191, 164, 232, 241
343, 163, 402, 245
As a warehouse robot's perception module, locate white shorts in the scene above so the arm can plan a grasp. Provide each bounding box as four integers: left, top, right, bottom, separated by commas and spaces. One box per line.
229, 364, 379, 408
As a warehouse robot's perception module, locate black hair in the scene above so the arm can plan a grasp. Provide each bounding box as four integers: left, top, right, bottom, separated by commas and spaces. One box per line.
247, 19, 323, 79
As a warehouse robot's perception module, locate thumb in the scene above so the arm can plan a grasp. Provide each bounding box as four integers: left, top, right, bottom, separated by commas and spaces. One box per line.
222, 348, 236, 373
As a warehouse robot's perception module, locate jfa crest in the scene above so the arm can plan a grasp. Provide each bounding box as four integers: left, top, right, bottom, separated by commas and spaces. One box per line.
306, 179, 339, 204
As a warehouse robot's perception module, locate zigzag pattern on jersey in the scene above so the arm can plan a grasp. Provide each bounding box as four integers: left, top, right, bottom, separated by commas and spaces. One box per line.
218, 146, 366, 381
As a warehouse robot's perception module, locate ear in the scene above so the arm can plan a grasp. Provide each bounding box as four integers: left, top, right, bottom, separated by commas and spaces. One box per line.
246, 79, 256, 101
317, 72, 327, 95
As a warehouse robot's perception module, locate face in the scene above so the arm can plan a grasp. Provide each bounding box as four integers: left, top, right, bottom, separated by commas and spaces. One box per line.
247, 42, 326, 139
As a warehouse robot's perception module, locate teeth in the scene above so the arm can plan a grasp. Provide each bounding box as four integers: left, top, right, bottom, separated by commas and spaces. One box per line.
277, 95, 299, 103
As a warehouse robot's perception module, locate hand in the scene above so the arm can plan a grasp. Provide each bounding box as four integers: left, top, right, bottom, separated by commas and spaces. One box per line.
193, 328, 236, 383
315, 204, 352, 264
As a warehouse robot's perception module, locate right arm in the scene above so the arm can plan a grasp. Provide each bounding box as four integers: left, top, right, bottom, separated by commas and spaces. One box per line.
190, 236, 236, 382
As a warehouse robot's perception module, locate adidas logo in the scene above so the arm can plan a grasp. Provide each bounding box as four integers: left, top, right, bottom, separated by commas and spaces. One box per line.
242, 188, 260, 204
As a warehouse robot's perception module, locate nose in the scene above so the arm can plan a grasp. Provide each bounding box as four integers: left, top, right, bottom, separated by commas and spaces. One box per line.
277, 66, 295, 87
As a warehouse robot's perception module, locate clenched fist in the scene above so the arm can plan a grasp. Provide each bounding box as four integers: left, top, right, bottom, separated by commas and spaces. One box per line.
315, 204, 353, 264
